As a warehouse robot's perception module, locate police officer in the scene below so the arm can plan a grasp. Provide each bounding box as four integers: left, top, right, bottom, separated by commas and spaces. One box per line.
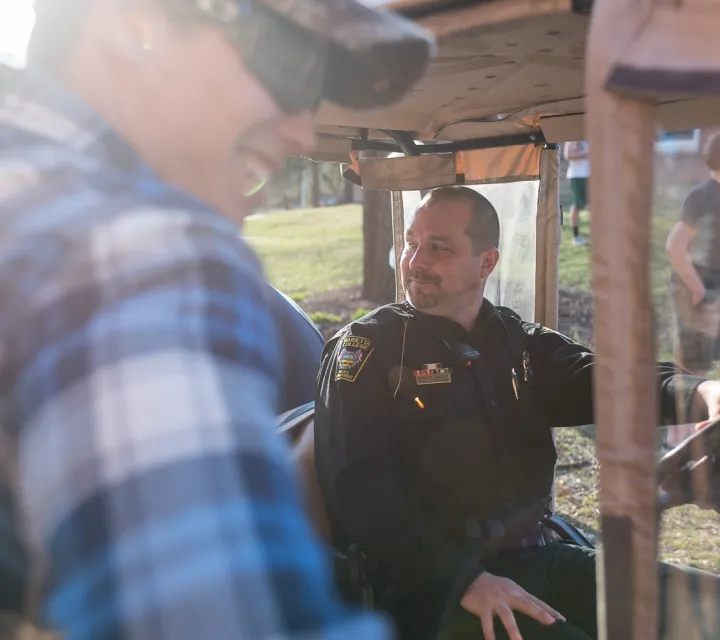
314, 186, 720, 640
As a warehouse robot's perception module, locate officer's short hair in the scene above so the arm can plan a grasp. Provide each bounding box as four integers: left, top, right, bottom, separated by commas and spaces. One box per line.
419, 186, 500, 255
704, 132, 720, 173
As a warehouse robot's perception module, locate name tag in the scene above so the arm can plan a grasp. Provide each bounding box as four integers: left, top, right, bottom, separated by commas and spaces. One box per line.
414, 363, 452, 385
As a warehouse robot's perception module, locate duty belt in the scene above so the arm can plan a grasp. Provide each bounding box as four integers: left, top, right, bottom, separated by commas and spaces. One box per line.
455, 499, 549, 559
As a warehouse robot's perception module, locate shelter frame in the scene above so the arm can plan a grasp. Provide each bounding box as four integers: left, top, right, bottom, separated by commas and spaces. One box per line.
587, 0, 720, 638
316, 0, 720, 635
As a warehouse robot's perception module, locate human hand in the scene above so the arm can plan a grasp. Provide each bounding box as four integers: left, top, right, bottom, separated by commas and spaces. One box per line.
693, 381, 720, 424
692, 286, 707, 306
667, 383, 720, 448
460, 572, 565, 640
348, 150, 361, 175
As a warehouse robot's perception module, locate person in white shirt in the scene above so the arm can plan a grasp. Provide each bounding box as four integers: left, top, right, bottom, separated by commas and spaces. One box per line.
564, 141, 590, 246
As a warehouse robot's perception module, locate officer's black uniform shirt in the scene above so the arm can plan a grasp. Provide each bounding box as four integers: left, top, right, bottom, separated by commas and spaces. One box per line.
314, 300, 706, 596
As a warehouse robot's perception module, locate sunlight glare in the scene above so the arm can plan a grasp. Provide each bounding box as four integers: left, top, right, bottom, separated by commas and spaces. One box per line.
0, 0, 35, 67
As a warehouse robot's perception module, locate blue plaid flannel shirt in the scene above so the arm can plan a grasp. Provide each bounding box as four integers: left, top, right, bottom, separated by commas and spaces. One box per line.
0, 65, 390, 639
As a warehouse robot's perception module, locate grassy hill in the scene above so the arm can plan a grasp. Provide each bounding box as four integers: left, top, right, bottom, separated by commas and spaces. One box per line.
246, 206, 361, 297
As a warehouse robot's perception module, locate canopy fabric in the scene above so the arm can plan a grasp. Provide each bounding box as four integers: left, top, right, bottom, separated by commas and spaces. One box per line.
314, 0, 720, 157
390, 146, 559, 324
355, 144, 540, 191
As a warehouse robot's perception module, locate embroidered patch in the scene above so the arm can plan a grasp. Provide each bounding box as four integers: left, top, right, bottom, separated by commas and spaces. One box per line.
335, 336, 373, 382
413, 363, 452, 385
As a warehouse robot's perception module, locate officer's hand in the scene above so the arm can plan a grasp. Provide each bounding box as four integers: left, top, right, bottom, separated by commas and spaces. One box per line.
460, 572, 565, 640
694, 381, 720, 424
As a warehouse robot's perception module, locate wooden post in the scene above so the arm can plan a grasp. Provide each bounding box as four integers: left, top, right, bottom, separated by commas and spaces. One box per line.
586, 0, 658, 638
534, 147, 561, 330
391, 191, 406, 303
361, 189, 395, 303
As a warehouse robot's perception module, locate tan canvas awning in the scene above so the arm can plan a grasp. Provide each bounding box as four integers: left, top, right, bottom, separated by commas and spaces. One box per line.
313, 0, 720, 158
355, 143, 541, 190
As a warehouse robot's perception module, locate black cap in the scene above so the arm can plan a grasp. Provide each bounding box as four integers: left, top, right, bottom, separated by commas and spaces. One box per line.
196, 0, 436, 111
31, 0, 435, 112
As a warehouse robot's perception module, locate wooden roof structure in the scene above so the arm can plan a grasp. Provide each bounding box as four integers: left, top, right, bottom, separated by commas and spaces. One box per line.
320, 2, 720, 638
315, 0, 720, 162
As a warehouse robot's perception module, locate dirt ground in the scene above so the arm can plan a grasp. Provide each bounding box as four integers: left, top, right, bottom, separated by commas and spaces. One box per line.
301, 284, 675, 355
301, 284, 597, 344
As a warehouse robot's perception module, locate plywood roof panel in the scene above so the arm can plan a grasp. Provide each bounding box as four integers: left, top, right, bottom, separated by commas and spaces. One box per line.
314, 0, 720, 153
317, 1, 589, 144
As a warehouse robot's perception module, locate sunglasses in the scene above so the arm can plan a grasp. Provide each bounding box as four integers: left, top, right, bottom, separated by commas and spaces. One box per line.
197, 0, 328, 114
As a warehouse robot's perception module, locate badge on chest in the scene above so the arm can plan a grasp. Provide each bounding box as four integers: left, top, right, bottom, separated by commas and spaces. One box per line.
413, 363, 452, 385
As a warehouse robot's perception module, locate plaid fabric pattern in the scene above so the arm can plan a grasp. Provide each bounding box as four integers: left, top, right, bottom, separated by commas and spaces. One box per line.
0, 66, 389, 640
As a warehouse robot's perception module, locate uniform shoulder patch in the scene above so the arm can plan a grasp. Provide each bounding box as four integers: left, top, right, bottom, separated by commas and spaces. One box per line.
335, 335, 374, 383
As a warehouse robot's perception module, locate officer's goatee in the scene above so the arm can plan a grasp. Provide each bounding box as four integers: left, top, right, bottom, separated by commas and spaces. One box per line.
404, 269, 442, 309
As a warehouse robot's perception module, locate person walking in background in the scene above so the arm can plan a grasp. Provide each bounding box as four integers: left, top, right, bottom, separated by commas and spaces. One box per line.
666, 131, 720, 377
665, 132, 720, 448
563, 141, 590, 246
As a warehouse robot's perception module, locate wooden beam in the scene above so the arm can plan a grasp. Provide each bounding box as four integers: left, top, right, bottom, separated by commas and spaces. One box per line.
586, 0, 659, 637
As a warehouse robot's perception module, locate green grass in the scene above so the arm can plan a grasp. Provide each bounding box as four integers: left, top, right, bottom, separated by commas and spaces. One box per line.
247, 199, 679, 314
307, 312, 342, 325
249, 203, 589, 294
560, 199, 682, 360
555, 426, 720, 573
352, 307, 374, 321
245, 205, 362, 297
247, 200, 681, 361
559, 204, 676, 295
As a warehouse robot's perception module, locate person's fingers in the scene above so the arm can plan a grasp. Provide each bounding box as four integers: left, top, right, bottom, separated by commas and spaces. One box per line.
480, 608, 496, 640
348, 150, 360, 174
511, 596, 556, 626
530, 596, 566, 622
496, 603, 523, 640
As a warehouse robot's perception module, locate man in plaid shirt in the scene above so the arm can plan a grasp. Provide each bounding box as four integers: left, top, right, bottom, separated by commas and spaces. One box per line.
0, 0, 433, 637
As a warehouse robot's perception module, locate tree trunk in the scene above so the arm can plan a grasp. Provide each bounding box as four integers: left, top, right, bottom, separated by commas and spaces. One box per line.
311, 162, 321, 208
362, 189, 395, 303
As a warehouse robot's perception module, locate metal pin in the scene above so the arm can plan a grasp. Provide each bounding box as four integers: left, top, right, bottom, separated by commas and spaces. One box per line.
511, 368, 519, 400
415, 397, 425, 409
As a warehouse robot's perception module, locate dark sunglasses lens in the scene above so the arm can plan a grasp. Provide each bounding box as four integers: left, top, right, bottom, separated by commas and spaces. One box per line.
231, 4, 326, 113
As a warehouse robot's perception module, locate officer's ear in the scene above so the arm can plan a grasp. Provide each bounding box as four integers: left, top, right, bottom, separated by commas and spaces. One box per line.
480, 247, 500, 280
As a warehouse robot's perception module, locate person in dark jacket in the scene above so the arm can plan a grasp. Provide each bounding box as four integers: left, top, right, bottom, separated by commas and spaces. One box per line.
245, 190, 324, 414
266, 284, 324, 413
314, 186, 720, 640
